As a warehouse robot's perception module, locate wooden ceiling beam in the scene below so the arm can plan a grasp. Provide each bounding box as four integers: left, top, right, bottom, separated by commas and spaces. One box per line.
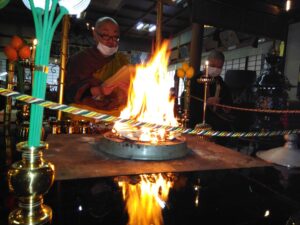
122, 3, 157, 34
210, 0, 282, 16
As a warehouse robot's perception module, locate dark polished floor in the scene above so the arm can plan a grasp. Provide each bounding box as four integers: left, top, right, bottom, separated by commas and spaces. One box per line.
1, 163, 300, 225
1, 127, 300, 225
53, 167, 300, 225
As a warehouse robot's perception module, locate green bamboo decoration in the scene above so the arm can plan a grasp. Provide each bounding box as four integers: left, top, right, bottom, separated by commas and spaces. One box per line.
27, 0, 68, 146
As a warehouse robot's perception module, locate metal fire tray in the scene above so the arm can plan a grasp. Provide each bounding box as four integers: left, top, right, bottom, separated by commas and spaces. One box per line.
96, 131, 190, 160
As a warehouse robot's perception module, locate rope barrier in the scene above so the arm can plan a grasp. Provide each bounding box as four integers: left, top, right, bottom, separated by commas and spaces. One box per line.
190, 95, 300, 114
1, 87, 300, 137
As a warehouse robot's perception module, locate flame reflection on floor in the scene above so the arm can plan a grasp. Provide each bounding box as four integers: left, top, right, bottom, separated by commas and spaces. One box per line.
117, 173, 174, 225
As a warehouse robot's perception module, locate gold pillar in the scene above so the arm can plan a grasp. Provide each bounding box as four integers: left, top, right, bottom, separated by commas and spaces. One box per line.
156, 0, 163, 50
57, 15, 70, 120
4, 62, 15, 165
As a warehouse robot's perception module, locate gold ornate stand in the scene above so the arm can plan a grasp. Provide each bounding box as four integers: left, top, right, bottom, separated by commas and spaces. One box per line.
196, 75, 213, 128
195, 75, 213, 141
7, 141, 55, 225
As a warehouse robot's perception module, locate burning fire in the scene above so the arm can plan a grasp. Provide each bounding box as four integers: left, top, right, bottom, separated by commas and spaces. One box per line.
114, 41, 179, 143
117, 173, 174, 225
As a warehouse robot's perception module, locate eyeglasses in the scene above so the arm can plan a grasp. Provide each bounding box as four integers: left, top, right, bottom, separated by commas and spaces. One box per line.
95, 31, 120, 42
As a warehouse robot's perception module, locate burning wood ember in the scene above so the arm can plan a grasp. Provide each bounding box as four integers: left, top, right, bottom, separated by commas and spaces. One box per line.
112, 123, 180, 144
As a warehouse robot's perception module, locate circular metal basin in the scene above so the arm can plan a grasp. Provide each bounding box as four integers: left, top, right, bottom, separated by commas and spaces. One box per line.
95, 131, 190, 161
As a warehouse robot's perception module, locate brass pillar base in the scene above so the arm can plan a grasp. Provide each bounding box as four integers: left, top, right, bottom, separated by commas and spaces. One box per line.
9, 197, 52, 225
7, 142, 55, 225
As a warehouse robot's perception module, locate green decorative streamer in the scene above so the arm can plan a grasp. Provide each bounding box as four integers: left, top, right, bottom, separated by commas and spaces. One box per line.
27, 0, 68, 146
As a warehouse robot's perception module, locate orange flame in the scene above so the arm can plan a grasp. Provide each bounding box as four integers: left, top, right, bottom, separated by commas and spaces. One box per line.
114, 41, 179, 143
118, 174, 173, 225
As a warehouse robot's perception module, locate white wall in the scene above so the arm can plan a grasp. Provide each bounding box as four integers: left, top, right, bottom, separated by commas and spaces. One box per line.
284, 22, 300, 101
169, 34, 273, 74
222, 42, 273, 61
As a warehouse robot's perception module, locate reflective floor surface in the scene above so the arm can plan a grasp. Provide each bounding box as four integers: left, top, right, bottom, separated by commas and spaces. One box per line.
1, 165, 300, 225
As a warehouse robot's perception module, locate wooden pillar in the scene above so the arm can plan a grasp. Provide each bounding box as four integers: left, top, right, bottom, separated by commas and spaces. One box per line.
190, 23, 204, 72
155, 0, 163, 49
184, 23, 204, 127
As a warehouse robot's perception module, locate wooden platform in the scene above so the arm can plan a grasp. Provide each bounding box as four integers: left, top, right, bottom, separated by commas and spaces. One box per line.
44, 134, 270, 180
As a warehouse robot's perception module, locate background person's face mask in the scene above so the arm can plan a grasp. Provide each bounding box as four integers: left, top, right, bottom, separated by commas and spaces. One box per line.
97, 42, 118, 57
208, 66, 222, 77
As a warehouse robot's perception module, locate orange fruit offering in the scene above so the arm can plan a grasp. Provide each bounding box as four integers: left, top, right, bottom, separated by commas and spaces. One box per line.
18, 45, 31, 60
182, 62, 189, 72
4, 45, 18, 62
186, 67, 194, 79
177, 68, 185, 78
10, 35, 24, 50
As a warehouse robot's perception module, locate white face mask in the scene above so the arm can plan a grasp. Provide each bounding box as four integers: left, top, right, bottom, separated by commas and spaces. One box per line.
208, 66, 222, 77
97, 42, 118, 57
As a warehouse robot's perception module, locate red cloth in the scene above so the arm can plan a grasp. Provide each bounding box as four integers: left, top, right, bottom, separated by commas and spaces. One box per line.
64, 46, 130, 110
64, 46, 113, 104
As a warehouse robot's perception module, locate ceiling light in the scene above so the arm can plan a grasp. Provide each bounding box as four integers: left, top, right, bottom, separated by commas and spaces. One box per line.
264, 210, 270, 217
258, 38, 266, 43
172, 0, 182, 4
136, 22, 156, 32
286, 0, 291, 11
148, 24, 156, 32
136, 22, 144, 30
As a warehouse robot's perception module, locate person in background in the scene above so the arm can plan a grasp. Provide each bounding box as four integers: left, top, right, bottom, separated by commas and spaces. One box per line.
64, 16, 134, 112
188, 50, 233, 131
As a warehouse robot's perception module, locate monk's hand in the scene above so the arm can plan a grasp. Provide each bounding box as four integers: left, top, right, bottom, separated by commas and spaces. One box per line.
105, 88, 128, 110
90, 86, 102, 96
90, 86, 104, 100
